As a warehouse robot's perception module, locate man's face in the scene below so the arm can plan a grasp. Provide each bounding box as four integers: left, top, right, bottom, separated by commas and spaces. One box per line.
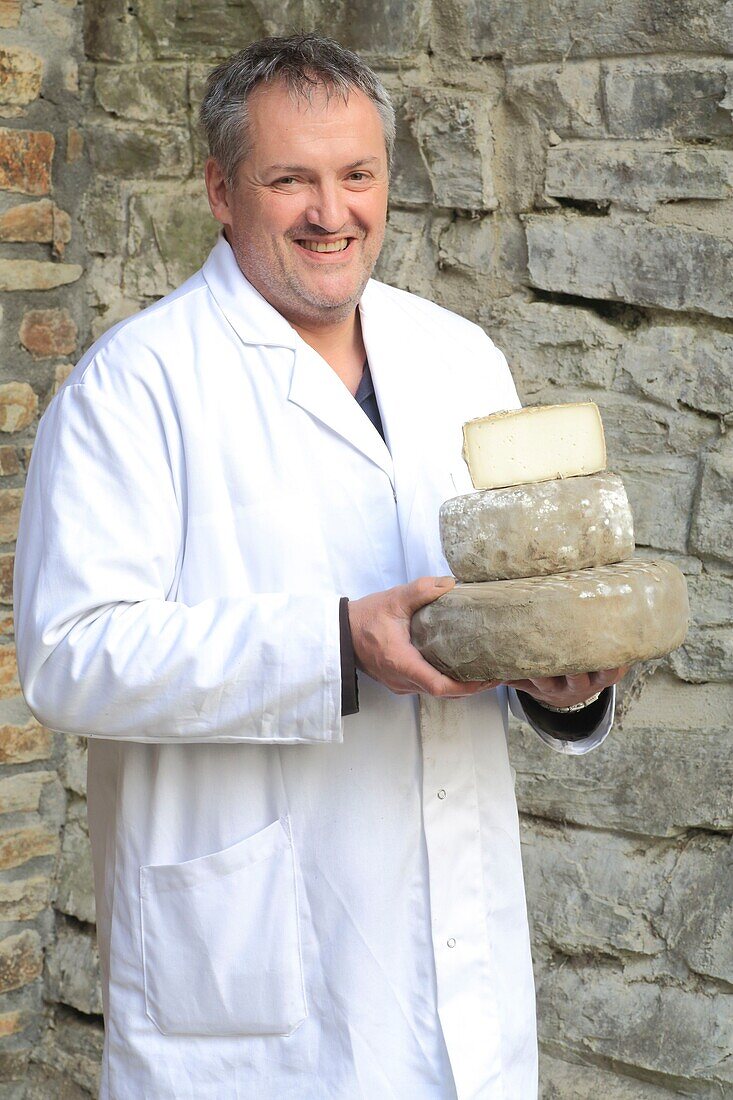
205, 79, 389, 329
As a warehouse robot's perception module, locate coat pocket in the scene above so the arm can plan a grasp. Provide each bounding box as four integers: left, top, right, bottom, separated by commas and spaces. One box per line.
140, 818, 308, 1036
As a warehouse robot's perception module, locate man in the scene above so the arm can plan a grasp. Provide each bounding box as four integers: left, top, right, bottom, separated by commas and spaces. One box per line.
15, 35, 623, 1100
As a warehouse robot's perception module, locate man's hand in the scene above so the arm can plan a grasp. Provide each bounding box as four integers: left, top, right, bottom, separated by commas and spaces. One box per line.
504, 668, 627, 709
348, 576, 499, 698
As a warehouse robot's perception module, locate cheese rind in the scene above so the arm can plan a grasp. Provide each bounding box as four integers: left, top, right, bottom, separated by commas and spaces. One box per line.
440, 472, 634, 582
411, 560, 689, 681
462, 402, 607, 490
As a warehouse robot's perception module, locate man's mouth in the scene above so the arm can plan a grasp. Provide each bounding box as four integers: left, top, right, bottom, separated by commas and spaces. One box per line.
296, 238, 351, 253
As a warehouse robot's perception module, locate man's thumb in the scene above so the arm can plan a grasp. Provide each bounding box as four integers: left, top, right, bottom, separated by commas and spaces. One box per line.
402, 575, 456, 614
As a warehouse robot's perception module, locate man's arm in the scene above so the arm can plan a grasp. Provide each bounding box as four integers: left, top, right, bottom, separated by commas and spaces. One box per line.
14, 380, 346, 745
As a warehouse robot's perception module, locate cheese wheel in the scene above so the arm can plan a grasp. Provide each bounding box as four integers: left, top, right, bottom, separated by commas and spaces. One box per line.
462, 402, 606, 490
440, 472, 634, 582
411, 560, 689, 681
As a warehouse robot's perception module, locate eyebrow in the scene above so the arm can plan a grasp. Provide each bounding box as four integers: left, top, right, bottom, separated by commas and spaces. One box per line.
266, 157, 381, 174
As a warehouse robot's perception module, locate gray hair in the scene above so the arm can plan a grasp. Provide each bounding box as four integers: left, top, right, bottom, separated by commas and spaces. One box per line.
199, 34, 396, 187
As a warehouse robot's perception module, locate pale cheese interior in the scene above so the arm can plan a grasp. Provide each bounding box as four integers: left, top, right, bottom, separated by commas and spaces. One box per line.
462, 402, 607, 490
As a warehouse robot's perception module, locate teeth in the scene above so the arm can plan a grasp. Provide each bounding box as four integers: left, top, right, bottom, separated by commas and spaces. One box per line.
299, 239, 350, 253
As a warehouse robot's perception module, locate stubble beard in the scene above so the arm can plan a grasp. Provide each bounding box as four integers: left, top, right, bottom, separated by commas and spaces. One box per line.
232, 229, 382, 330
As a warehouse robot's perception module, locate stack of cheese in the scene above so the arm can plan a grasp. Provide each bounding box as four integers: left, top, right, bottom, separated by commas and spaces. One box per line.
412, 402, 689, 682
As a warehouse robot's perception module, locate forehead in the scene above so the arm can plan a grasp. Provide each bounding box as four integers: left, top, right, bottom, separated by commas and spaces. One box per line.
243, 79, 387, 166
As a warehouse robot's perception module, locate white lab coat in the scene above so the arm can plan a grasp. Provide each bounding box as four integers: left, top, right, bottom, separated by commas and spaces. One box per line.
14, 235, 612, 1100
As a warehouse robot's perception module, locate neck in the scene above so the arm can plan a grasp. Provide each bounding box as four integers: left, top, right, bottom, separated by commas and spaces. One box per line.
291, 310, 366, 395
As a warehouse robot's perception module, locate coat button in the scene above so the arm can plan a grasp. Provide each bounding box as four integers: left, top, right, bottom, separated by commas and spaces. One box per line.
437, 789, 446, 800
447, 938, 456, 949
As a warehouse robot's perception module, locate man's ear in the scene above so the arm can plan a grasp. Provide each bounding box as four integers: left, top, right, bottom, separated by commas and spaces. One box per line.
204, 158, 233, 228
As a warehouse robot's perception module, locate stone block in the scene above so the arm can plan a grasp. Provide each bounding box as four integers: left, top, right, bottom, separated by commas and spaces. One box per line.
56, 796, 94, 923
317, 0, 430, 59
435, 213, 527, 300
546, 141, 733, 211
0, 1009, 24, 1037
604, 60, 733, 140
610, 456, 696, 553
526, 216, 733, 319
59, 736, 87, 797
124, 183, 219, 298
622, 669, 733, 732
0, 553, 12, 602
522, 820, 669, 958
94, 63, 188, 122
690, 451, 733, 564
83, 0, 138, 61
466, 0, 733, 62
19, 311, 76, 360
0, 1, 20, 29
0, 488, 22, 543
0, 875, 49, 921
511, 721, 732, 837
87, 123, 192, 179
540, 1054, 690, 1099
536, 963, 731, 1088
45, 920, 102, 1016
505, 62, 603, 139
52, 361, 74, 395
0, 260, 82, 292
66, 126, 83, 164
0, 382, 37, 431
393, 92, 496, 211
0, 199, 70, 256
24, 1010, 103, 1098
0, 198, 53, 242
0, 824, 58, 870
655, 835, 733, 984
601, 392, 717, 461
137, 0, 428, 60
0, 47, 43, 109
0, 129, 54, 195
79, 178, 125, 255
0, 930, 42, 993
0, 770, 56, 814
0, 446, 19, 475
0, 719, 51, 766
136, 0, 267, 58
618, 323, 733, 418
686, 573, 733, 628
482, 298, 623, 399
373, 208, 442, 298
669, 626, 733, 683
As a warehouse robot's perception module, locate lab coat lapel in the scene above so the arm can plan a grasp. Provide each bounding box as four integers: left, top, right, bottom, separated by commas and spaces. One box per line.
203, 235, 394, 484
360, 283, 449, 579
287, 341, 395, 485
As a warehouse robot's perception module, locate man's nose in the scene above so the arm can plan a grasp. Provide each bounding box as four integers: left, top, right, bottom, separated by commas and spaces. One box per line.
304, 183, 348, 233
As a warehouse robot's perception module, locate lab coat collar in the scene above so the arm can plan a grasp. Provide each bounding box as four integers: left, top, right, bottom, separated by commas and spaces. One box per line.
202, 233, 298, 351
202, 234, 395, 485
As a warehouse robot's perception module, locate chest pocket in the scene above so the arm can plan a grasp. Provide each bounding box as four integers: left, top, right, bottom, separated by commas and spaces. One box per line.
140, 818, 307, 1036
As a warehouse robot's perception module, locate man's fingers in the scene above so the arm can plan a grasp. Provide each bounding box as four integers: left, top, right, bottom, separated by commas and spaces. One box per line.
397, 645, 497, 697
399, 575, 456, 616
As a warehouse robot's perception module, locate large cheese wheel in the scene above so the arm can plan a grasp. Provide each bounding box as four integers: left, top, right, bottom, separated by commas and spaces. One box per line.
411, 560, 689, 681
440, 472, 634, 582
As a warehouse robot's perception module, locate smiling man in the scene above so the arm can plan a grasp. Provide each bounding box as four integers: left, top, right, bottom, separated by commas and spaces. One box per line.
15, 35, 623, 1100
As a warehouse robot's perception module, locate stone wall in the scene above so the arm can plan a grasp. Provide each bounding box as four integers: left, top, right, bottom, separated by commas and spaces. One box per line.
0, 2, 731, 1096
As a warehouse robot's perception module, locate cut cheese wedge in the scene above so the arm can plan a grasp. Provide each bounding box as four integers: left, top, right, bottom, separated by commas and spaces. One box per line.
440, 472, 634, 582
462, 402, 606, 490
411, 560, 688, 681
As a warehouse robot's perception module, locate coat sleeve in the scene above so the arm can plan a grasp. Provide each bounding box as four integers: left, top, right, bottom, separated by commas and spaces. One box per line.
14, 379, 343, 744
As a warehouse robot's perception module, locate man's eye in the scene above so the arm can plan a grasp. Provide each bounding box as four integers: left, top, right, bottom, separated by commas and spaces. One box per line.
348, 172, 367, 181
273, 177, 297, 186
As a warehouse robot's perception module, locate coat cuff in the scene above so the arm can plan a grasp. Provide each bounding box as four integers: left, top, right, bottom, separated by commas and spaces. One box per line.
339, 597, 359, 717
508, 684, 615, 755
